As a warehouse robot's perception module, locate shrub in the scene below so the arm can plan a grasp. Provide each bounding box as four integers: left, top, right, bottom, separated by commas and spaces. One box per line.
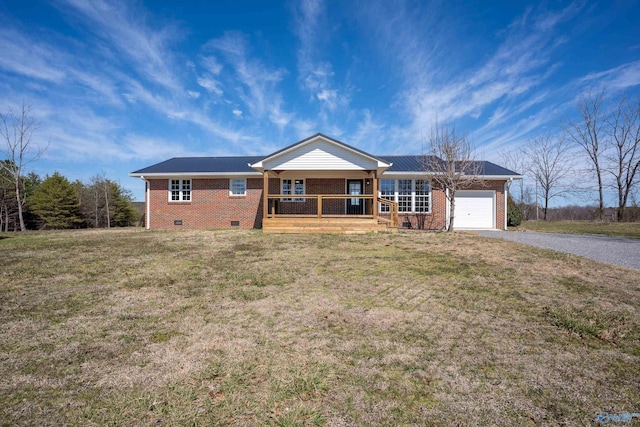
507, 195, 522, 227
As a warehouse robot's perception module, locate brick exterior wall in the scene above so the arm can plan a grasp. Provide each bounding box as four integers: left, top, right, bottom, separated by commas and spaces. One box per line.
392, 181, 507, 230
148, 178, 273, 229
146, 177, 507, 230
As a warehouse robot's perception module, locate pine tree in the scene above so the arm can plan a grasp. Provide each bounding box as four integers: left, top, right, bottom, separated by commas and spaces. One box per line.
30, 172, 81, 229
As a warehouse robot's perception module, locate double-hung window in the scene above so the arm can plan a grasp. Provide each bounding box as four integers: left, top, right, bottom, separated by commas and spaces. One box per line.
169, 179, 191, 201
282, 179, 304, 202
414, 180, 430, 212
378, 179, 431, 213
380, 179, 395, 212
229, 179, 246, 196
397, 179, 412, 213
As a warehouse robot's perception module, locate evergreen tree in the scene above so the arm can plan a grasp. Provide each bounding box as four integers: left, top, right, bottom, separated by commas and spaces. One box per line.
21, 172, 42, 229
110, 181, 139, 227
30, 172, 81, 229
507, 194, 523, 227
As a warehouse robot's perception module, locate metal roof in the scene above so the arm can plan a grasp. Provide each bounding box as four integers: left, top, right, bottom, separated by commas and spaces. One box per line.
131, 154, 520, 177
131, 156, 262, 174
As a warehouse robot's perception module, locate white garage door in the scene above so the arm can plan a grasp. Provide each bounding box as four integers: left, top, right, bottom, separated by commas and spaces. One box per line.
453, 191, 495, 229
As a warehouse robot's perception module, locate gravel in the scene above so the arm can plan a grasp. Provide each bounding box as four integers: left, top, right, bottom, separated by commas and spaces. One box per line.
476, 230, 640, 271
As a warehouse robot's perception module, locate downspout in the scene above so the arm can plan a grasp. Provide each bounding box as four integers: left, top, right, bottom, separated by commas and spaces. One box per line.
504, 179, 511, 230
445, 188, 450, 231
141, 176, 150, 230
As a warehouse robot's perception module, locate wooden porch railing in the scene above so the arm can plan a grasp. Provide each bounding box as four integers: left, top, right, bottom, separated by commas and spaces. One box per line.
378, 198, 399, 228
266, 194, 398, 228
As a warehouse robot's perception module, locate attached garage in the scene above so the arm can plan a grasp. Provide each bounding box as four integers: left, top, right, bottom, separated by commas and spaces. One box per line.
453, 190, 496, 229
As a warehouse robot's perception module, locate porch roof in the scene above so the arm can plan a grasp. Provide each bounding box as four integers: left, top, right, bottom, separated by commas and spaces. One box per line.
249, 133, 391, 173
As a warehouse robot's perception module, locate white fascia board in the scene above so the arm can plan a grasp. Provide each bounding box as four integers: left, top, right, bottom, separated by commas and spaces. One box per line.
479, 175, 524, 180
380, 171, 523, 180
250, 161, 264, 170
253, 135, 390, 170
381, 171, 431, 177
129, 172, 262, 178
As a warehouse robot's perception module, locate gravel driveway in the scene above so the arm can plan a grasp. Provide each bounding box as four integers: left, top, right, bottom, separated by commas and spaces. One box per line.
476, 230, 640, 271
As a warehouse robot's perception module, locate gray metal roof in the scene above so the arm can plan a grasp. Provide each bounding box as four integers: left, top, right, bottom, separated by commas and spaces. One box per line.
470, 161, 521, 176
379, 156, 520, 176
131, 153, 520, 177
379, 155, 443, 172
132, 156, 262, 174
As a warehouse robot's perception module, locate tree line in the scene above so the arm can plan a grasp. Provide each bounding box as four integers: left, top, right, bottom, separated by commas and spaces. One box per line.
0, 166, 139, 231
1, 103, 139, 231
502, 91, 640, 221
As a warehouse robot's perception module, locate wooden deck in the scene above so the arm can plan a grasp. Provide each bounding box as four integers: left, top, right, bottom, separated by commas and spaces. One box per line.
262, 217, 398, 234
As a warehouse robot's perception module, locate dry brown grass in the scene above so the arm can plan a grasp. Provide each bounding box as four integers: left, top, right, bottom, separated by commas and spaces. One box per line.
1, 228, 639, 426
515, 220, 640, 239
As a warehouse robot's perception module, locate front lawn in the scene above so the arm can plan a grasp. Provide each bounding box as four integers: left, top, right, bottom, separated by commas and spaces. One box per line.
1, 229, 639, 426
515, 220, 640, 239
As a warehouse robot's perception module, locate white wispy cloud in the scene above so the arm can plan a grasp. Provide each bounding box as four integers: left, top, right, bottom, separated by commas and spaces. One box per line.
57, 0, 184, 93
579, 60, 640, 91
0, 27, 67, 83
403, 4, 581, 128
196, 76, 223, 95
292, 0, 349, 111
205, 31, 293, 128
0, 25, 124, 107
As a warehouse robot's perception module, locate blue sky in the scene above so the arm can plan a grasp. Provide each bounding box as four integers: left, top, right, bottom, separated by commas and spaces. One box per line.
1, 0, 639, 202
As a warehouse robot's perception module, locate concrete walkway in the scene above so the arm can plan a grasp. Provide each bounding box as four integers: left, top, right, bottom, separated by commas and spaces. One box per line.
476, 230, 640, 271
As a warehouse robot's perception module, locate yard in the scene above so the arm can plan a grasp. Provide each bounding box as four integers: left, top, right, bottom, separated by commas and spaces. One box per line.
1, 229, 639, 426
515, 220, 640, 239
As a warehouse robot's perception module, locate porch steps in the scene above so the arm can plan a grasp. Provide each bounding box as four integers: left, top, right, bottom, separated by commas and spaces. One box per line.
262, 217, 397, 234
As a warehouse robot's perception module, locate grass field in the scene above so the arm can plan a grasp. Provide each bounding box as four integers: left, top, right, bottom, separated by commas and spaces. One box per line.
1, 228, 639, 426
515, 220, 640, 239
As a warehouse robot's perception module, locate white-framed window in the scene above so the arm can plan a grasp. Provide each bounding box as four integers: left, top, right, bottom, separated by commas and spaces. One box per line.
415, 179, 430, 212
398, 179, 412, 213
380, 179, 395, 212
229, 178, 246, 196
281, 178, 305, 202
169, 179, 191, 201
378, 179, 431, 213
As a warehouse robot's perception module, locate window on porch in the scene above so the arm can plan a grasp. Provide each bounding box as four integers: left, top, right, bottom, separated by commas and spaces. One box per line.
282, 179, 305, 202
379, 179, 431, 213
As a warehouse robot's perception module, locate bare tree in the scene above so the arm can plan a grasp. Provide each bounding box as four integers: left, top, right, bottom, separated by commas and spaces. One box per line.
501, 146, 528, 210
0, 103, 47, 231
525, 134, 574, 220
563, 91, 606, 220
422, 122, 483, 231
606, 92, 640, 222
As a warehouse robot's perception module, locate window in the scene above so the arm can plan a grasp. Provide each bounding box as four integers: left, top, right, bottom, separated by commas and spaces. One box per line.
230, 179, 246, 196
169, 179, 191, 201
282, 179, 304, 202
378, 179, 431, 213
380, 179, 395, 212
398, 179, 412, 213
415, 180, 430, 212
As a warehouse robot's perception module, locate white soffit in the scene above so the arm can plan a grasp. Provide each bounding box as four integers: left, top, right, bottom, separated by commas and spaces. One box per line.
258, 136, 384, 171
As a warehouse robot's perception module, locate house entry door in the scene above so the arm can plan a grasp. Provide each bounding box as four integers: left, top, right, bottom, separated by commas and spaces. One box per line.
346, 179, 364, 215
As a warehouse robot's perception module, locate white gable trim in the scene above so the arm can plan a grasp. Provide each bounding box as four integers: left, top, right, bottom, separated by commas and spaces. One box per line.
250, 134, 391, 173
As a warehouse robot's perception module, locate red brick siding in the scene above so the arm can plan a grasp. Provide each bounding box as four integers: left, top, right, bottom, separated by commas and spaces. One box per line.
146, 177, 507, 230
148, 178, 269, 229
386, 181, 507, 230
391, 187, 448, 230
482, 180, 507, 230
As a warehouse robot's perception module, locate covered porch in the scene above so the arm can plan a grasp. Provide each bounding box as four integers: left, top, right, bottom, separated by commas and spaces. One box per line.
262, 189, 399, 234
250, 133, 398, 234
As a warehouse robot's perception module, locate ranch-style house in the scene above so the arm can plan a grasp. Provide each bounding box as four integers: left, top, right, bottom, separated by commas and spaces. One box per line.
130, 133, 521, 233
